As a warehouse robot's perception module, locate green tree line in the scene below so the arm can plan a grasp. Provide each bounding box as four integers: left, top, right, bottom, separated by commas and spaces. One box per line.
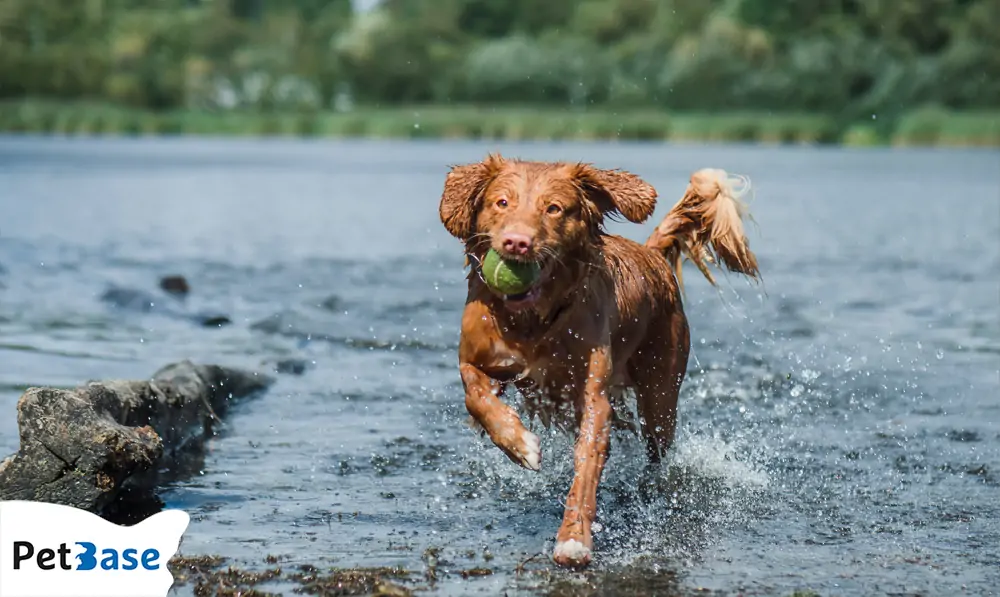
1, 0, 997, 120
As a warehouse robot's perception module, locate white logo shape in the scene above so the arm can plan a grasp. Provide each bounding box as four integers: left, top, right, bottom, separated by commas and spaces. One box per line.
0, 500, 189, 597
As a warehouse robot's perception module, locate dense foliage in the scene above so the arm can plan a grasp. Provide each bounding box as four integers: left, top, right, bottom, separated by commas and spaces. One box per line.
1, 0, 997, 118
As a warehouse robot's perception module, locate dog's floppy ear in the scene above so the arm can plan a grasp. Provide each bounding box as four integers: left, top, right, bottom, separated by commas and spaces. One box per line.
439, 154, 504, 239
573, 164, 657, 224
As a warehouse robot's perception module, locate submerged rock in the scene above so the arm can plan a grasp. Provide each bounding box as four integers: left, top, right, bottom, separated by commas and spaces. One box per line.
0, 360, 274, 514
100, 284, 232, 328
159, 274, 191, 297
100, 286, 161, 312
267, 357, 313, 376
199, 314, 233, 327
167, 555, 415, 597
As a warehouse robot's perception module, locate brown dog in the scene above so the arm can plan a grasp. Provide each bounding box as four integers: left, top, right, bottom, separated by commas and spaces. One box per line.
438, 154, 760, 567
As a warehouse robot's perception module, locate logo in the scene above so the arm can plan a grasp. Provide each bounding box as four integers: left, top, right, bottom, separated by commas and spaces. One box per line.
0, 501, 189, 597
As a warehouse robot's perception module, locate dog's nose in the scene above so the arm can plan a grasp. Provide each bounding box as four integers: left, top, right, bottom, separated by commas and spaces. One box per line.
501, 233, 533, 256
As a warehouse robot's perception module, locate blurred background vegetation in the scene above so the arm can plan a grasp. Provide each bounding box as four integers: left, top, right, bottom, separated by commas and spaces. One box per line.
0, 0, 997, 145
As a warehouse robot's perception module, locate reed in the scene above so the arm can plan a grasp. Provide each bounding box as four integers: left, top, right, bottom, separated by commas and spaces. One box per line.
1, 100, 997, 147
892, 107, 1000, 147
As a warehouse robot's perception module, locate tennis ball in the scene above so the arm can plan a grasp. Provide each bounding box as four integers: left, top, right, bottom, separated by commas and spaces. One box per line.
481, 249, 541, 296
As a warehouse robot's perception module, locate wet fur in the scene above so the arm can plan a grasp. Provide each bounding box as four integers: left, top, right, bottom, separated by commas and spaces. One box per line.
438, 155, 760, 568
645, 168, 760, 289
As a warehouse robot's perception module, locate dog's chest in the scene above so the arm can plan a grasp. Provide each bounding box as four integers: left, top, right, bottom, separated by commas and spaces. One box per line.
487, 331, 585, 396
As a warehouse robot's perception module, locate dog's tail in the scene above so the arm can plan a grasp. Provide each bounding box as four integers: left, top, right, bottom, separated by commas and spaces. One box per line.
645, 168, 760, 290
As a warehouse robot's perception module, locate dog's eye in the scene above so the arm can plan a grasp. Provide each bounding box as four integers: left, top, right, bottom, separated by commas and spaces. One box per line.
496, 198, 508, 208
546, 204, 562, 215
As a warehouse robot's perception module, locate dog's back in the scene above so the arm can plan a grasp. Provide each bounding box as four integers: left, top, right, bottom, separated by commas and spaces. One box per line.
602, 233, 682, 319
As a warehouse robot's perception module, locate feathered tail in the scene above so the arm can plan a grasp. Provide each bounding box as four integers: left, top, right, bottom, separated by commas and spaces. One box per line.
645, 168, 760, 290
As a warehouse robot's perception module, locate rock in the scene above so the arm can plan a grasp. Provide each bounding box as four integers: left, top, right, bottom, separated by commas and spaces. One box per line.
100, 285, 232, 328
199, 315, 233, 328
159, 275, 190, 297
0, 386, 163, 513
0, 361, 274, 514
268, 358, 312, 376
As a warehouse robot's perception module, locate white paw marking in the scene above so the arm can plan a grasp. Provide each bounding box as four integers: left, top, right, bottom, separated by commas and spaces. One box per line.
554, 539, 591, 563
521, 430, 541, 471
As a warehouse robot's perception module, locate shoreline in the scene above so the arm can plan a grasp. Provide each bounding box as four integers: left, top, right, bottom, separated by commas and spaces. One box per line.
1, 101, 997, 148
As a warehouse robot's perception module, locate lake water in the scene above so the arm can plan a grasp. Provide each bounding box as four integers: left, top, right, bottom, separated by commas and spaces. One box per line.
0, 137, 997, 596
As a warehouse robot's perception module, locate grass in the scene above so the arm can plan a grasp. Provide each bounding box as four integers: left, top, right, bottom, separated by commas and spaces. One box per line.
0, 100, 997, 147
892, 106, 1000, 147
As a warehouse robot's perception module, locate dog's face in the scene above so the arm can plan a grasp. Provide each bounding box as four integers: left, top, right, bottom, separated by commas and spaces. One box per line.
439, 155, 658, 280
473, 160, 598, 264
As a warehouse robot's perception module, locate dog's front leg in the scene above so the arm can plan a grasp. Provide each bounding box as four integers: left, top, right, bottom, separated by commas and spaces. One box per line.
553, 345, 613, 568
460, 363, 541, 471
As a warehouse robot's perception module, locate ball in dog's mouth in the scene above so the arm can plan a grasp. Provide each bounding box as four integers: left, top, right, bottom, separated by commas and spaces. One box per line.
482, 249, 543, 300
502, 283, 544, 309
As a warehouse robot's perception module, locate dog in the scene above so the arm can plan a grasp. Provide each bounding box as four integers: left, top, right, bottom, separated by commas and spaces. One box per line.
437, 154, 760, 567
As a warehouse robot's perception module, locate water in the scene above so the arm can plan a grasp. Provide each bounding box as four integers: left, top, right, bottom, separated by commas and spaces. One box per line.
1, 137, 997, 596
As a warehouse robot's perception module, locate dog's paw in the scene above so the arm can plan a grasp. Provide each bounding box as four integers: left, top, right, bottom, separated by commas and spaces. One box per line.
495, 427, 542, 471
486, 414, 541, 471
499, 429, 541, 471
552, 539, 592, 568
519, 430, 541, 471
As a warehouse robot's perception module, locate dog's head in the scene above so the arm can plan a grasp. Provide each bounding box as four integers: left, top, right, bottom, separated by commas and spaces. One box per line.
439, 154, 657, 307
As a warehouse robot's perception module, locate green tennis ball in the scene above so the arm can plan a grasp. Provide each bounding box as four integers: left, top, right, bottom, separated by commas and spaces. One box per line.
481, 249, 541, 296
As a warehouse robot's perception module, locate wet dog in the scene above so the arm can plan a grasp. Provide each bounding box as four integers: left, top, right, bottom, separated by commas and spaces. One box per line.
438, 154, 760, 567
